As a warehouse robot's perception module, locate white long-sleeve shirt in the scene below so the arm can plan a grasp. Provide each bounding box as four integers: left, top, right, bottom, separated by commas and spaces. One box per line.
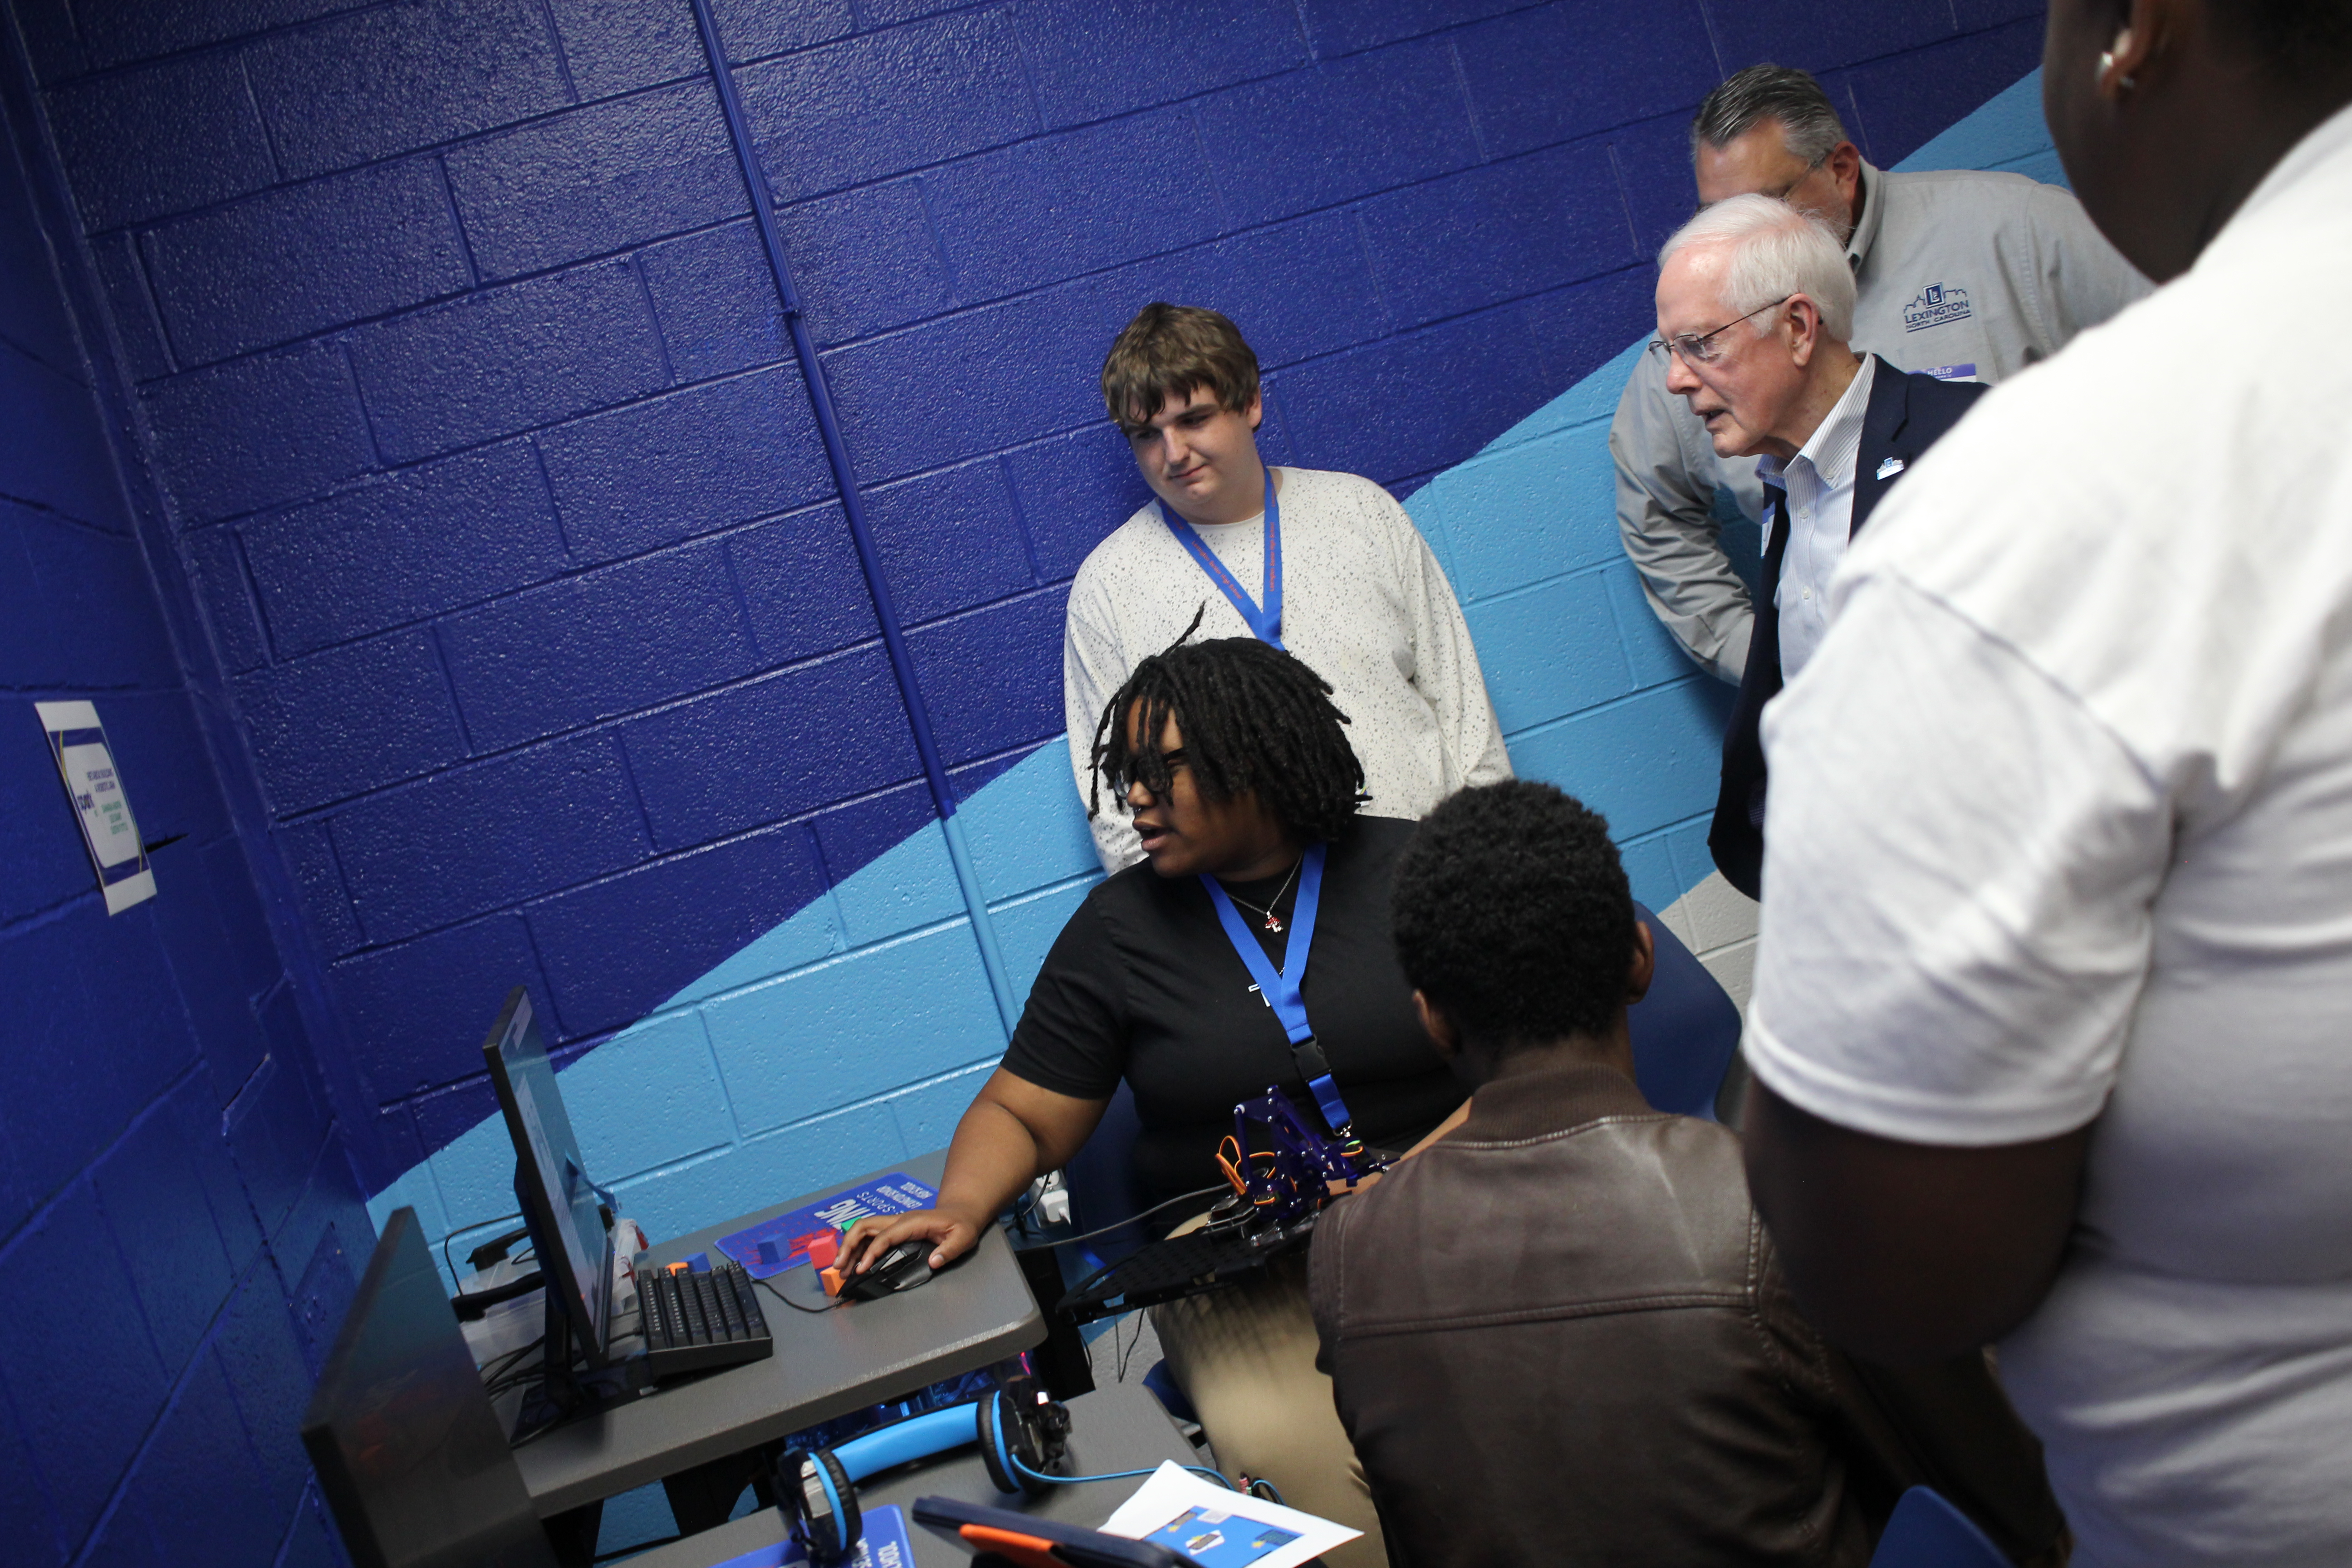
1063, 466, 1510, 872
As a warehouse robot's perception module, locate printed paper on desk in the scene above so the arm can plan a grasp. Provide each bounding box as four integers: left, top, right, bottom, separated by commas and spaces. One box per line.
1100, 1463, 1359, 1568
706, 1503, 911, 1568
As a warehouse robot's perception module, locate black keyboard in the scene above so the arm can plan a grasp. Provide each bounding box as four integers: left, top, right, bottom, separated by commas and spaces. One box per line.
634, 1262, 772, 1381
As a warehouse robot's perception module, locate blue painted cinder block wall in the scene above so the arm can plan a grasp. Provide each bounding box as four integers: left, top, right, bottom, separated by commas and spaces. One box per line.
362, 59, 2077, 1273
3, 1, 2058, 1519
0, 54, 370, 1568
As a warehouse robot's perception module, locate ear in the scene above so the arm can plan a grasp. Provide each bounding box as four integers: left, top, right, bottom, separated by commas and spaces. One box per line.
1413, 990, 1461, 1061
2097, 0, 2190, 102
1626, 921, 1657, 1007
1784, 296, 1825, 366
2099, 0, 2172, 98
1245, 393, 1264, 431
1824, 139, 1864, 205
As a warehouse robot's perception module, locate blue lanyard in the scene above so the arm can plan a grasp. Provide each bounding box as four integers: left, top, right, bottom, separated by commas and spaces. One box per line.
1160, 467, 1283, 649
1201, 843, 1352, 1134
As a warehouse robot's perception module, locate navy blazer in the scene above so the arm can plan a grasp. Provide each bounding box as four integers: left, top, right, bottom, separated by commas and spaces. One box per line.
1708, 358, 1988, 900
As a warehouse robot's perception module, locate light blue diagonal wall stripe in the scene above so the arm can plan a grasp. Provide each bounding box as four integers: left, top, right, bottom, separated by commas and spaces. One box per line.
370, 749, 1106, 1276
1897, 69, 2070, 188
373, 69, 2066, 1272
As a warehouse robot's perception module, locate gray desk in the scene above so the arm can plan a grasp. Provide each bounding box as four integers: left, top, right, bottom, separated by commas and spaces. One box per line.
514, 1152, 1045, 1516
626, 1386, 1202, 1568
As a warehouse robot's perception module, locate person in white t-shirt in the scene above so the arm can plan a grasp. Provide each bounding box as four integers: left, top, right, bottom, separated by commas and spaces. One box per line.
1737, 1, 2352, 1563
1064, 303, 1510, 872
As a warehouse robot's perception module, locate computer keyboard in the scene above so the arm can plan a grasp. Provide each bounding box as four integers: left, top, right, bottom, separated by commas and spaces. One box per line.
634, 1261, 773, 1381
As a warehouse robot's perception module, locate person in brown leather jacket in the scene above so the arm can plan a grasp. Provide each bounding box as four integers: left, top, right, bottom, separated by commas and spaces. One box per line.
1308, 780, 2065, 1567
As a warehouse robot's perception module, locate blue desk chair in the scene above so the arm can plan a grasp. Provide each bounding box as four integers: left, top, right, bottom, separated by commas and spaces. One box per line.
1627, 900, 1744, 1122
1870, 1488, 2011, 1568
1060, 1077, 1152, 1269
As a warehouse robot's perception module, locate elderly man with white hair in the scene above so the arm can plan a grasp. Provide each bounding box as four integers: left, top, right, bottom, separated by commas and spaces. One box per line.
1616, 64, 2146, 686
1650, 194, 1988, 897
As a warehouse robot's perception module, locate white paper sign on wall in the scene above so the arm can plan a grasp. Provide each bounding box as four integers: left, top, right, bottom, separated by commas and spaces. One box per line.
34, 700, 155, 915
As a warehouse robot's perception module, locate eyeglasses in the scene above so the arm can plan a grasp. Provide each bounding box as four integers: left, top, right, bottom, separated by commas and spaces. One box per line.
1754, 151, 1830, 205
1646, 294, 1795, 369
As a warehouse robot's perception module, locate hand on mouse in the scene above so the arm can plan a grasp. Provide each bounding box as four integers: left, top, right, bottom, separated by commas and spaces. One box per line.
839, 1206, 984, 1275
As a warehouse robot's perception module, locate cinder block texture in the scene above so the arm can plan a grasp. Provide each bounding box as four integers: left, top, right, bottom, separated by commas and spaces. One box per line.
348, 260, 671, 461
0, 95, 373, 1568
11, 0, 2046, 1310
445, 81, 745, 280
141, 160, 474, 366
245, 0, 573, 181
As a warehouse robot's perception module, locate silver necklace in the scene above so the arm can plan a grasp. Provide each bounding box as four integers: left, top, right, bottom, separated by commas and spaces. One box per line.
1219, 856, 1302, 934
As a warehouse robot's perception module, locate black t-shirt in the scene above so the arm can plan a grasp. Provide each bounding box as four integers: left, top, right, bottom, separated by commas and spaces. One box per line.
1002, 816, 1464, 1208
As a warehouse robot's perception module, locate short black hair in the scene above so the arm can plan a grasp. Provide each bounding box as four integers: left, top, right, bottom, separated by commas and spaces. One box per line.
1089, 626, 1364, 844
2210, 0, 2352, 80
1392, 781, 1636, 1055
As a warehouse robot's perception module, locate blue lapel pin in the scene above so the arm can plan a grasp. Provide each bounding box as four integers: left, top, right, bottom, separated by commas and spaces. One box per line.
1875, 456, 1905, 481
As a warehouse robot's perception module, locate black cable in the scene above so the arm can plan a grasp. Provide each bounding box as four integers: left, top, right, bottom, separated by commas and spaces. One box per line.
1009, 1451, 1230, 1492
444, 1212, 524, 1284
478, 1334, 545, 1388
490, 1335, 540, 1369
486, 1363, 549, 1396
451, 1270, 546, 1320
756, 1273, 843, 1316
1115, 1310, 1144, 1382
1025, 1185, 1227, 1250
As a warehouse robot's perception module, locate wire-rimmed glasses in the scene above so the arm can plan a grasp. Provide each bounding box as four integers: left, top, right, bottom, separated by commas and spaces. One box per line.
1646, 294, 1795, 369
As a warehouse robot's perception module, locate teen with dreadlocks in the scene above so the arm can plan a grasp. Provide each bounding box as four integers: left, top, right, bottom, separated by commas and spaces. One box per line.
842, 634, 1462, 1564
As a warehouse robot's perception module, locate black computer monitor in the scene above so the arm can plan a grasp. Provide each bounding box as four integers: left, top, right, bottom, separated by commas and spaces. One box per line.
482, 986, 614, 1367
302, 1207, 559, 1568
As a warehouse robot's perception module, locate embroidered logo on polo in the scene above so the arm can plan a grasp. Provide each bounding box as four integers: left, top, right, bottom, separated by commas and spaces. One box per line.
1904, 282, 1973, 332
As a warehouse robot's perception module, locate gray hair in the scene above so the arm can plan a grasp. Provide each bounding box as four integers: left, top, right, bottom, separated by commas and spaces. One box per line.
1658, 194, 1855, 342
1690, 64, 1848, 167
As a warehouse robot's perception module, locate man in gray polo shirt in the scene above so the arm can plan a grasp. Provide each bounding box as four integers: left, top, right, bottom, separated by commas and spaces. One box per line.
1614, 64, 2148, 682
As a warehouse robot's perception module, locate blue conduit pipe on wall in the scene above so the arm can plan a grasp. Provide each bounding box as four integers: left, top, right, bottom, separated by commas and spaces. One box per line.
687, 0, 1023, 1039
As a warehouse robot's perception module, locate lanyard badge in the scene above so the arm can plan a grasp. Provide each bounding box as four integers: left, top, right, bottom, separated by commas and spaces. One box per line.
1160, 467, 1283, 649
1201, 843, 1354, 1134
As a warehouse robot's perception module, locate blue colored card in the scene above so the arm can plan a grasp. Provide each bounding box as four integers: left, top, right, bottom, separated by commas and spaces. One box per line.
1145, 1507, 1301, 1567
714, 1174, 939, 1279
705, 1504, 913, 1568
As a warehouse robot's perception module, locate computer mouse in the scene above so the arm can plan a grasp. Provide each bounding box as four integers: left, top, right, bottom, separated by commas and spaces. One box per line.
839, 1240, 935, 1301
